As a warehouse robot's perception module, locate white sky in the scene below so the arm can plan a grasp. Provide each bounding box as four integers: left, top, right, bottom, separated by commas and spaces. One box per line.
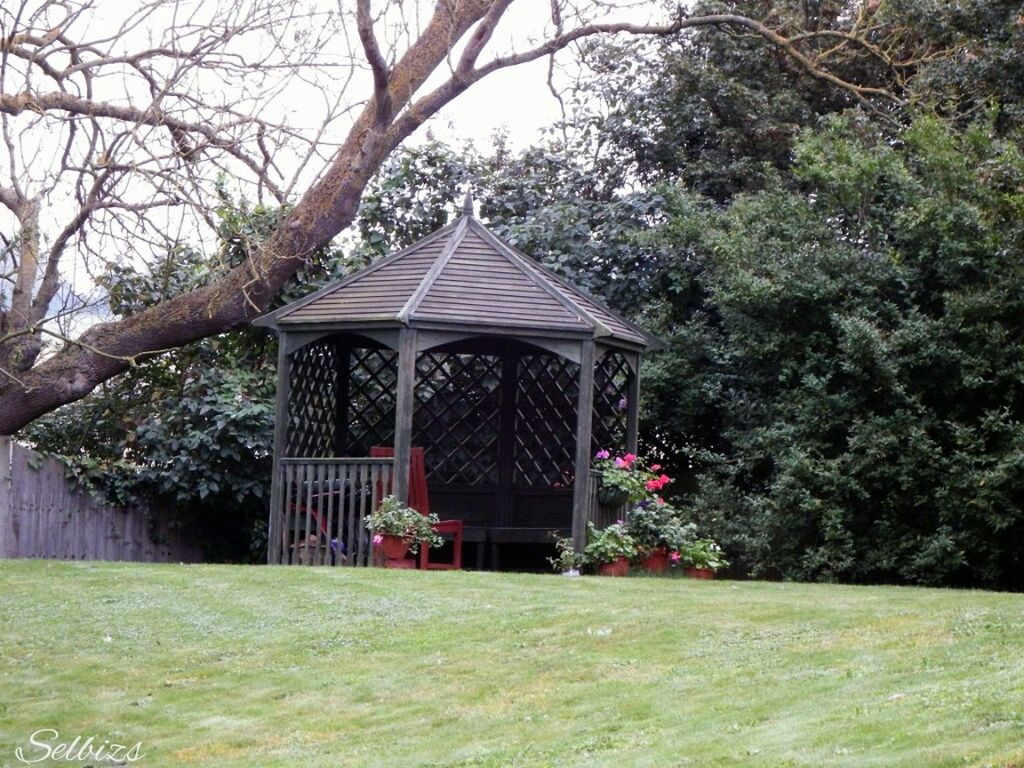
403, 0, 666, 151
421, 56, 562, 150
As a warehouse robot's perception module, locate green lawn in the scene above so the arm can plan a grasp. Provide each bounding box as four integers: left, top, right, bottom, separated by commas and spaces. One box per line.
0, 562, 1022, 767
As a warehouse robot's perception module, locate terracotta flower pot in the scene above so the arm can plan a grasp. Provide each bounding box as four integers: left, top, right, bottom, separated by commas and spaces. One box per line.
684, 566, 715, 580
378, 533, 410, 562
639, 548, 669, 575
597, 557, 630, 577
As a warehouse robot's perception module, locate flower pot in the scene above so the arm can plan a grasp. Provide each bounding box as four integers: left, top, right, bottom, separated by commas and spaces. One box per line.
378, 533, 410, 562
684, 566, 715, 580
597, 485, 629, 508
597, 557, 630, 577
639, 548, 669, 575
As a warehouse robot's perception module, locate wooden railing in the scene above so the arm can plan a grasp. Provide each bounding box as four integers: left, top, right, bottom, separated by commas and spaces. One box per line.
271, 457, 394, 566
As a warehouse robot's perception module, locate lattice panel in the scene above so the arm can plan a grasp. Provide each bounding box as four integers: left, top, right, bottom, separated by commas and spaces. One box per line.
346, 346, 398, 456
414, 353, 502, 485
513, 355, 579, 487
287, 340, 338, 458
593, 350, 631, 453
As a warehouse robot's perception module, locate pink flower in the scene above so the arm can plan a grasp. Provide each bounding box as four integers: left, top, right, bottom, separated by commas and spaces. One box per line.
614, 457, 626, 468
669, 551, 681, 562
623, 453, 637, 464
650, 464, 661, 471
372, 534, 384, 546
595, 449, 610, 460
657, 497, 665, 505
615, 519, 625, 526
645, 474, 673, 492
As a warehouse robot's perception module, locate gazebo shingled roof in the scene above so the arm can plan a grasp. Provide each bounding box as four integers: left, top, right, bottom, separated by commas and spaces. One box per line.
256, 194, 661, 568
258, 199, 657, 350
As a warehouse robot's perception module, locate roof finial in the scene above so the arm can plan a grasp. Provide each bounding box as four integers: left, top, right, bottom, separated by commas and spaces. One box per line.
461, 188, 474, 217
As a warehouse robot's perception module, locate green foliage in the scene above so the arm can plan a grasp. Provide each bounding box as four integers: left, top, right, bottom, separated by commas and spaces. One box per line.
626, 500, 697, 554
570, 1, 857, 202
355, 141, 474, 259
583, 521, 638, 565
678, 538, 730, 572
672, 115, 1024, 588
880, 0, 1024, 129
547, 535, 583, 573
24, 333, 277, 562
364, 496, 442, 554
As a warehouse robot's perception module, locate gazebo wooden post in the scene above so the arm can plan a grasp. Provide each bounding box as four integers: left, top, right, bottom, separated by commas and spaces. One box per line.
571, 340, 596, 552
625, 352, 641, 455
333, 341, 351, 456
267, 333, 292, 564
393, 327, 418, 503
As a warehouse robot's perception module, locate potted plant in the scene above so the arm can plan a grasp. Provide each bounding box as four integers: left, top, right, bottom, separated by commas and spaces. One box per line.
364, 496, 442, 566
548, 535, 583, 577
679, 538, 728, 579
627, 500, 696, 575
593, 450, 671, 507
583, 521, 637, 576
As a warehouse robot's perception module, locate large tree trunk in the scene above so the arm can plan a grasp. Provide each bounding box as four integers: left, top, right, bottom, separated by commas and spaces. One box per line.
0, 0, 493, 433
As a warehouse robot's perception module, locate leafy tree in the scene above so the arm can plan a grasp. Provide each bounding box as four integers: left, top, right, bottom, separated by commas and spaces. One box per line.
573, 0, 1024, 199
549, 0, 1024, 588
675, 116, 1024, 589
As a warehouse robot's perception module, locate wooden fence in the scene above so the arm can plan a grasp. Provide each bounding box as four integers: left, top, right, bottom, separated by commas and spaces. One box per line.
0, 438, 201, 562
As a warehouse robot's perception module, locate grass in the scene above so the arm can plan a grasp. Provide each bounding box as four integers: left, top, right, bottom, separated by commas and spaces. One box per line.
0, 562, 1022, 767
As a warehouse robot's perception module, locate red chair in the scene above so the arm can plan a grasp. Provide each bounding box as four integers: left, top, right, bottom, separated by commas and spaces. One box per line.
370, 446, 463, 570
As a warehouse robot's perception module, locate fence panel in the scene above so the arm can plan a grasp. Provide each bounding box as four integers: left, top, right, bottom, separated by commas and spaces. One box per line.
0, 440, 201, 562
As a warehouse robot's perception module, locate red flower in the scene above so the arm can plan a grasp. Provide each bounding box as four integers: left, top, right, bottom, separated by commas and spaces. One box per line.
644, 474, 673, 492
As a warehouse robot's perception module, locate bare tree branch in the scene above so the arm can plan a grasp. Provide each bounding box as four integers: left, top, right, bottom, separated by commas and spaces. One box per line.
0, 0, 917, 433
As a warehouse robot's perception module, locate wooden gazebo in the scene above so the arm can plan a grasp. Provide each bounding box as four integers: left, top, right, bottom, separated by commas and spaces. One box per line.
255, 194, 660, 567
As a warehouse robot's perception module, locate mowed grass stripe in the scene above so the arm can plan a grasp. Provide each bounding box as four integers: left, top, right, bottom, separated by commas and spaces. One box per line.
0, 561, 1022, 767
